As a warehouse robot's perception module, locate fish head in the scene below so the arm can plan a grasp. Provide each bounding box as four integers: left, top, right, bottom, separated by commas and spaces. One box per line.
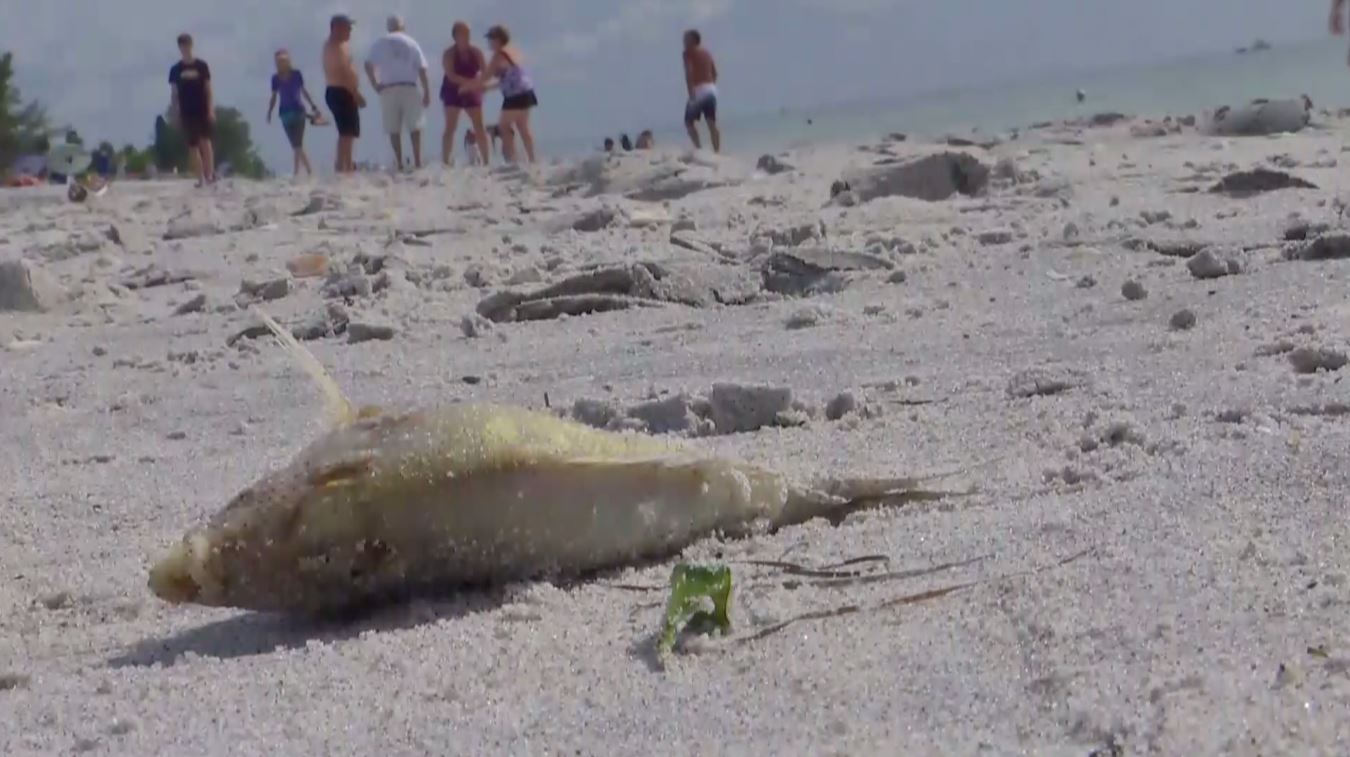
149, 418, 407, 614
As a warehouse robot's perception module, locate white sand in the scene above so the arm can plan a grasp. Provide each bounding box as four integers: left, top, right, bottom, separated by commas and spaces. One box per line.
3, 116, 1350, 755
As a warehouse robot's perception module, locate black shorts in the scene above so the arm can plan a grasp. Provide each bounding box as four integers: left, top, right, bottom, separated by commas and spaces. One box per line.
280, 112, 306, 148
684, 93, 717, 124
181, 112, 214, 146
325, 86, 360, 138
501, 90, 538, 112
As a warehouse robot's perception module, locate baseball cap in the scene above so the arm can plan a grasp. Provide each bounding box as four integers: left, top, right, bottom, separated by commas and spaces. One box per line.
331, 13, 354, 27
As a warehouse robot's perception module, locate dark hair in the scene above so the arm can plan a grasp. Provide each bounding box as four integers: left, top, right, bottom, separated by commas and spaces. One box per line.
452, 20, 469, 37
685, 29, 701, 45
486, 25, 510, 44
177, 33, 193, 46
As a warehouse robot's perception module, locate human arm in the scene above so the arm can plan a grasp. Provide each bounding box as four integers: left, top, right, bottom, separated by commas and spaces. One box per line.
683, 52, 694, 99
267, 90, 277, 122
301, 86, 320, 113
364, 59, 382, 92
419, 66, 430, 106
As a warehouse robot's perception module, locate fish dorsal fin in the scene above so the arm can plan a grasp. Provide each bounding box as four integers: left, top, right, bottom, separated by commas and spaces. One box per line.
253, 307, 358, 429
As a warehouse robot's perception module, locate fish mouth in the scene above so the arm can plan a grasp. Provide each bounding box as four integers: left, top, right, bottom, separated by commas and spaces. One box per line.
147, 533, 216, 605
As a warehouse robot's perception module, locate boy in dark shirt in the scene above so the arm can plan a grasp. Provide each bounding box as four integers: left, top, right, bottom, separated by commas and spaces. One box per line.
169, 33, 216, 185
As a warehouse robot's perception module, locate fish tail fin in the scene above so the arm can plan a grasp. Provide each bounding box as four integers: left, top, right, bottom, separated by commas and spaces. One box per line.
776, 473, 976, 531
253, 306, 357, 428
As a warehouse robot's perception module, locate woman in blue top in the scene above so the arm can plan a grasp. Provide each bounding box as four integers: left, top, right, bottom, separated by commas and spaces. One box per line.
266, 49, 324, 176
465, 25, 538, 164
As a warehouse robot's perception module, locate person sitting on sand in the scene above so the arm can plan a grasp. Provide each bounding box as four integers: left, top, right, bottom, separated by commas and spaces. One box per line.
620, 133, 633, 151
441, 21, 491, 167
603, 137, 615, 152
636, 130, 654, 149
681, 29, 720, 153
267, 49, 325, 177
464, 25, 538, 164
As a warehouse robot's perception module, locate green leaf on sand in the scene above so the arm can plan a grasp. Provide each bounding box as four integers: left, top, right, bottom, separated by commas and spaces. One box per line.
658, 563, 732, 661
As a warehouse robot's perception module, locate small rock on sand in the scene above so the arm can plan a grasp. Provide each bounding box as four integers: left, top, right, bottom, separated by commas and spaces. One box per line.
0, 259, 65, 312
347, 322, 396, 344
1210, 168, 1317, 196
1288, 346, 1348, 374
1186, 248, 1235, 280
977, 229, 1014, 246
756, 154, 794, 175
1169, 309, 1197, 331
1121, 280, 1148, 301
837, 151, 990, 204
824, 392, 859, 421
708, 383, 801, 434
628, 394, 713, 436
286, 253, 330, 278
461, 313, 494, 338
173, 294, 207, 316
1285, 233, 1350, 261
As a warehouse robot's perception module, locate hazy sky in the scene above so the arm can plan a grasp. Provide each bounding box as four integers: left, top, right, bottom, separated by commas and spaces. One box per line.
0, 1, 1328, 170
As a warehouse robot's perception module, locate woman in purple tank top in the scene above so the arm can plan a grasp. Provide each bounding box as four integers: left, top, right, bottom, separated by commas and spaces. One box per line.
440, 21, 491, 167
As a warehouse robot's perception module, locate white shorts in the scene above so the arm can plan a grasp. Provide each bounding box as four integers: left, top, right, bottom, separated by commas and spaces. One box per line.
379, 84, 425, 135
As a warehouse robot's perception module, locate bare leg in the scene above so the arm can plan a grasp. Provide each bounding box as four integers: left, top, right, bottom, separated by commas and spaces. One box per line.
499, 114, 518, 164
410, 130, 423, 169
389, 133, 404, 171
708, 119, 721, 153
468, 108, 490, 165
293, 149, 301, 176
685, 121, 702, 149
443, 107, 461, 166
199, 139, 215, 182
299, 149, 312, 176
517, 110, 537, 164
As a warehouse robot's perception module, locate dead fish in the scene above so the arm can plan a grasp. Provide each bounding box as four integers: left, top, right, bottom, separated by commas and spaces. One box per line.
148, 310, 968, 615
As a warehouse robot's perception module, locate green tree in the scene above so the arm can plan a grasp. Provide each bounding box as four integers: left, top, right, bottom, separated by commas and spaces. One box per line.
150, 105, 267, 179
64, 128, 82, 145
0, 51, 53, 171
211, 107, 266, 179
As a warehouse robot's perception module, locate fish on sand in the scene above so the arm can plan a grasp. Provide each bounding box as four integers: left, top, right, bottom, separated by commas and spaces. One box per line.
148, 311, 964, 615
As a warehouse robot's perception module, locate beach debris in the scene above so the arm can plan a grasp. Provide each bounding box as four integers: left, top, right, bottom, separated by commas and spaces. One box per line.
824, 392, 860, 421
0, 259, 65, 312
460, 313, 494, 338
476, 261, 760, 323
293, 304, 350, 341
1284, 233, 1350, 261
756, 154, 794, 175
145, 310, 968, 614
834, 151, 990, 204
760, 220, 825, 248
572, 207, 617, 232
120, 264, 194, 291
1282, 220, 1330, 242
1288, 346, 1348, 374
286, 253, 330, 278
1121, 279, 1148, 301
657, 564, 733, 664
1210, 168, 1317, 196
1006, 367, 1089, 399
1201, 96, 1312, 137
760, 248, 891, 297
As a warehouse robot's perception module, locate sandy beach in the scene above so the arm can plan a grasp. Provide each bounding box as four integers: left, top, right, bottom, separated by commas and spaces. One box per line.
3, 110, 1350, 755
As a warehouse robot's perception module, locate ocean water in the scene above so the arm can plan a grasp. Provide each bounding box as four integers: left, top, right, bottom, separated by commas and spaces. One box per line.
554, 37, 1350, 159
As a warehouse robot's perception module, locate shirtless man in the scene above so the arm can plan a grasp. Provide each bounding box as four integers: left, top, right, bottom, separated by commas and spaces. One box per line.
323, 13, 366, 173
682, 29, 720, 153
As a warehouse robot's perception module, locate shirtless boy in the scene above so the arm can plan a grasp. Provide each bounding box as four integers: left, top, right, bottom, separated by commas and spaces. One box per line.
323, 14, 366, 173
682, 29, 720, 153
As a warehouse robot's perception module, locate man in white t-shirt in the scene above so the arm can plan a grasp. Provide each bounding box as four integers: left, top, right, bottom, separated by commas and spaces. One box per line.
364, 15, 431, 170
